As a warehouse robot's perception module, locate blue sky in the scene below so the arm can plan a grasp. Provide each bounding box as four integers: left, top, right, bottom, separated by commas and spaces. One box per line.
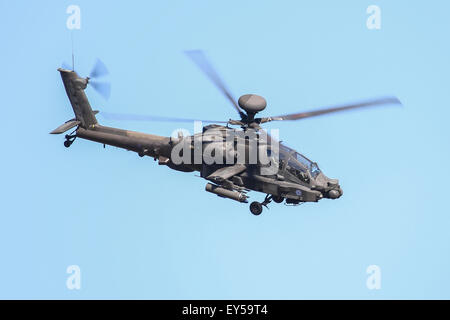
0, 0, 449, 299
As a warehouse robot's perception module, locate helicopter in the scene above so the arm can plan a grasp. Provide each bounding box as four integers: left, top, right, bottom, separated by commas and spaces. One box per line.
51, 50, 401, 215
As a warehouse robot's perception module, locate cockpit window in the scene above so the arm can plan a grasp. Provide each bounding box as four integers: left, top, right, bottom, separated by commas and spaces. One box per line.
311, 162, 321, 178
295, 152, 312, 170
277, 143, 321, 177
288, 158, 307, 173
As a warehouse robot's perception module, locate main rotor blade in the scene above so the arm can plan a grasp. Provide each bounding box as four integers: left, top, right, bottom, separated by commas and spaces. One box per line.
261, 96, 402, 123
185, 50, 245, 118
100, 111, 228, 124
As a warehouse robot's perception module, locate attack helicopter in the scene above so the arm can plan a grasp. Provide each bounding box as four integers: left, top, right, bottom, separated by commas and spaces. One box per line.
51, 50, 401, 215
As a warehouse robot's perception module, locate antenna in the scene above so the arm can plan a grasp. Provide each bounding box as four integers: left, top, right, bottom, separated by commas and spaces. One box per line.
71, 31, 75, 71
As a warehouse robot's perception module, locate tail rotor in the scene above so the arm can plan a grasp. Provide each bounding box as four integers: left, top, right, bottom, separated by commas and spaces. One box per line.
87, 58, 111, 100
61, 61, 72, 70
88, 80, 111, 100
89, 58, 109, 78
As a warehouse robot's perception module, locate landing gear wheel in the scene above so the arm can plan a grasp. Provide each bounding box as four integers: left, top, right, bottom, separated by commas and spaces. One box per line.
250, 201, 263, 216
64, 132, 77, 148
273, 196, 284, 203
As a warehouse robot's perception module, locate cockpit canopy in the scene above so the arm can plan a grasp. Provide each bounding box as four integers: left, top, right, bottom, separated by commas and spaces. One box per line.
270, 144, 321, 178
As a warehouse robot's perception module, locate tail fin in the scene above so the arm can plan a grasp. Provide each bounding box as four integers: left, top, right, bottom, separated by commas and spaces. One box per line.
51, 68, 98, 134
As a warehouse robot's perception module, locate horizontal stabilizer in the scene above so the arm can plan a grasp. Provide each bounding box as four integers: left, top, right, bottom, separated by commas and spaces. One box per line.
50, 119, 81, 134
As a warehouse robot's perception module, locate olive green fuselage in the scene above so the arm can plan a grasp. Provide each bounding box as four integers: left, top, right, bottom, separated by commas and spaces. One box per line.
53, 68, 343, 209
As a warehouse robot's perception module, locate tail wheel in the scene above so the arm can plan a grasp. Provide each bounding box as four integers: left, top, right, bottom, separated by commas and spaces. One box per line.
249, 202, 263, 215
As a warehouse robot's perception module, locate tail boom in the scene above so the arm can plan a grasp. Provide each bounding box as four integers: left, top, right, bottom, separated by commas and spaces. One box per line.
76, 125, 172, 158
53, 67, 172, 160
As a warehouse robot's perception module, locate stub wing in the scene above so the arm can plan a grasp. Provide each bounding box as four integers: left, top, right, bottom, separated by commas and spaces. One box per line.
206, 164, 247, 183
